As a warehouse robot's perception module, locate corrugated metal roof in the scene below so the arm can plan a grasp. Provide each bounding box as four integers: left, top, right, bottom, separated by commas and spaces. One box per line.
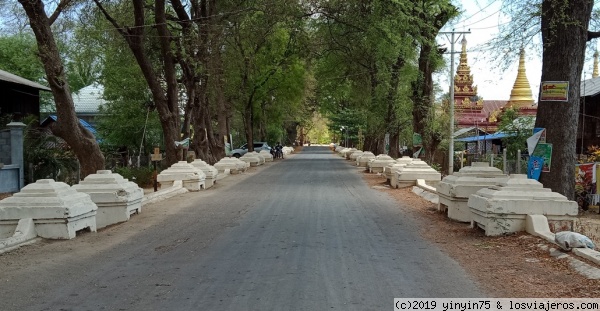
456, 131, 511, 142
581, 77, 600, 97
44, 115, 97, 136
73, 83, 105, 114
453, 127, 476, 137
0, 69, 50, 91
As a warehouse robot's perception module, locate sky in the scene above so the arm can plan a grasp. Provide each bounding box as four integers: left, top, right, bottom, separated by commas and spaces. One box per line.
435, 0, 597, 102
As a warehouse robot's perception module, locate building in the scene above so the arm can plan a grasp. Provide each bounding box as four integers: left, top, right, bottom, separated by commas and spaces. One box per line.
42, 83, 106, 126
0, 69, 50, 121
453, 37, 538, 153
578, 51, 600, 155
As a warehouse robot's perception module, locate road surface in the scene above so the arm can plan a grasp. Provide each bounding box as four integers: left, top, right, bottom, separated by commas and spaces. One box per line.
0, 146, 483, 310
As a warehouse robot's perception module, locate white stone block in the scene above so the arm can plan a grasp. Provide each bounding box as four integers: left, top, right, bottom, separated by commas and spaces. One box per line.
0, 179, 97, 239
469, 175, 578, 236
0, 218, 37, 254
349, 151, 364, 161
259, 150, 274, 162
72, 170, 143, 229
214, 158, 246, 175
525, 214, 556, 243
240, 153, 262, 167
436, 164, 507, 222
157, 161, 205, 191
191, 159, 219, 189
368, 155, 395, 173
357, 152, 375, 167
282, 147, 293, 155
392, 160, 440, 188
384, 157, 413, 181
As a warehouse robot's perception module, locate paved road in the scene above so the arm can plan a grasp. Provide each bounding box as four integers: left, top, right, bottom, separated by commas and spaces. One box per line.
0, 146, 483, 311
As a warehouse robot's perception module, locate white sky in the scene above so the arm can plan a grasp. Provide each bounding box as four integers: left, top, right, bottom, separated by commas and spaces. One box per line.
435, 0, 597, 102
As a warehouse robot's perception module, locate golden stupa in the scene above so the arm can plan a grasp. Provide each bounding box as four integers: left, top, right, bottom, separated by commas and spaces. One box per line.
506, 48, 535, 110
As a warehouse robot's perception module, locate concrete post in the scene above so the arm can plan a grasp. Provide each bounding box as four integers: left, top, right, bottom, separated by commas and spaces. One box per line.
7, 122, 26, 190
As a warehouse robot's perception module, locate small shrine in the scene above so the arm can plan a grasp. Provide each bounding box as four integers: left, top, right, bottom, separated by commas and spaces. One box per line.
368, 154, 395, 173
72, 170, 143, 229
0, 179, 97, 239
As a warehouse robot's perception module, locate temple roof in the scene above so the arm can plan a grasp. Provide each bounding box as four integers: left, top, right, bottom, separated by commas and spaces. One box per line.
0, 69, 50, 91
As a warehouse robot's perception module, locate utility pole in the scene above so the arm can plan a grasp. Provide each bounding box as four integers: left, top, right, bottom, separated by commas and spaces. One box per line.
440, 29, 470, 175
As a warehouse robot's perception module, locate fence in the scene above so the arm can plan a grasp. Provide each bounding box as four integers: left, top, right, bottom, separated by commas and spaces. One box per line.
0, 122, 26, 193
459, 149, 529, 175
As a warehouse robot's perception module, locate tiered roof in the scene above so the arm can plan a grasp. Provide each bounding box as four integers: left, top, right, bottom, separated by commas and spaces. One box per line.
453, 37, 537, 133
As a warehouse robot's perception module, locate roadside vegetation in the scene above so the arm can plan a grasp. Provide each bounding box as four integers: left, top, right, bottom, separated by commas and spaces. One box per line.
0, 0, 599, 200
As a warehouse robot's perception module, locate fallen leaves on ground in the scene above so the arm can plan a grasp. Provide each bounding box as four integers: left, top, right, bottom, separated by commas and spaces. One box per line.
362, 172, 600, 297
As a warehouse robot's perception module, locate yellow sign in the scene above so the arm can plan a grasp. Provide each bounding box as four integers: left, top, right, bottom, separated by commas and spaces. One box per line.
154, 147, 160, 155
540, 81, 569, 101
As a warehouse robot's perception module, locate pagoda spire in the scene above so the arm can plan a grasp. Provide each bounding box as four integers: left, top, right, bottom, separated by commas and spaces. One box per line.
593, 50, 599, 78
453, 36, 481, 110
506, 48, 534, 109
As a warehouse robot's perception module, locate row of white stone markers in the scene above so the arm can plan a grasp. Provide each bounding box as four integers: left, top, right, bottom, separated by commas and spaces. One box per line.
0, 147, 294, 252
336, 146, 600, 267
334, 146, 579, 236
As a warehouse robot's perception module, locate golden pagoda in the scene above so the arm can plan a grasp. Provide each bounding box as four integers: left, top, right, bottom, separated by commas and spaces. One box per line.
454, 36, 484, 110
593, 50, 599, 78
453, 40, 538, 133
505, 48, 536, 116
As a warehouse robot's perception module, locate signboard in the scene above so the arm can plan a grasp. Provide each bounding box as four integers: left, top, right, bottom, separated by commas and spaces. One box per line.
540, 81, 569, 101
151, 147, 162, 161
527, 156, 544, 181
413, 133, 422, 147
532, 143, 553, 172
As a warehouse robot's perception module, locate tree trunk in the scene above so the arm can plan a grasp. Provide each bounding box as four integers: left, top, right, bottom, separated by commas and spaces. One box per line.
537, 0, 593, 199
385, 54, 405, 158
94, 0, 181, 166
18, 0, 105, 178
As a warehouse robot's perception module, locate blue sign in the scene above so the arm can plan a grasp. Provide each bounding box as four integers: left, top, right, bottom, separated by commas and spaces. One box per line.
527, 156, 544, 181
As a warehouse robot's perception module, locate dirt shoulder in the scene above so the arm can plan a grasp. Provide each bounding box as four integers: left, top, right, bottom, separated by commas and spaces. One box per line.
362, 172, 600, 298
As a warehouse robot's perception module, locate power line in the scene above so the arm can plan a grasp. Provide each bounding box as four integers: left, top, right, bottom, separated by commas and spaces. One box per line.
462, 8, 502, 28
452, 0, 497, 26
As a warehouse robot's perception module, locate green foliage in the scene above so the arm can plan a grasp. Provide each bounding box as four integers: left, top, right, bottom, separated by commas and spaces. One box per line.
222, 1, 310, 144
498, 107, 535, 159
22, 116, 79, 184
0, 34, 45, 83
114, 166, 154, 188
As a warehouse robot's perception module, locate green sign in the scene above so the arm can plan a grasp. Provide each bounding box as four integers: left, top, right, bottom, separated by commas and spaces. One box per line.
413, 133, 423, 147
532, 143, 552, 172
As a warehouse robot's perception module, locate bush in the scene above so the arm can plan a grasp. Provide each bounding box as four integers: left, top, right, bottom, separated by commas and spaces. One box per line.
114, 166, 155, 188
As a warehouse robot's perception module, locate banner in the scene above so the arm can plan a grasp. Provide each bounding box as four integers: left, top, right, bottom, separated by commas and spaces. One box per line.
413, 147, 423, 159
532, 143, 552, 172
174, 137, 190, 148
576, 163, 597, 195
224, 135, 231, 155
527, 156, 544, 181
526, 128, 545, 155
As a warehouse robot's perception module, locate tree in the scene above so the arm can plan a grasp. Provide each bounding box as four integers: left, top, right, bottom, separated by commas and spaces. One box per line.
94, 0, 183, 165
536, 0, 594, 199
410, 0, 457, 159
0, 34, 44, 82
17, 0, 105, 178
